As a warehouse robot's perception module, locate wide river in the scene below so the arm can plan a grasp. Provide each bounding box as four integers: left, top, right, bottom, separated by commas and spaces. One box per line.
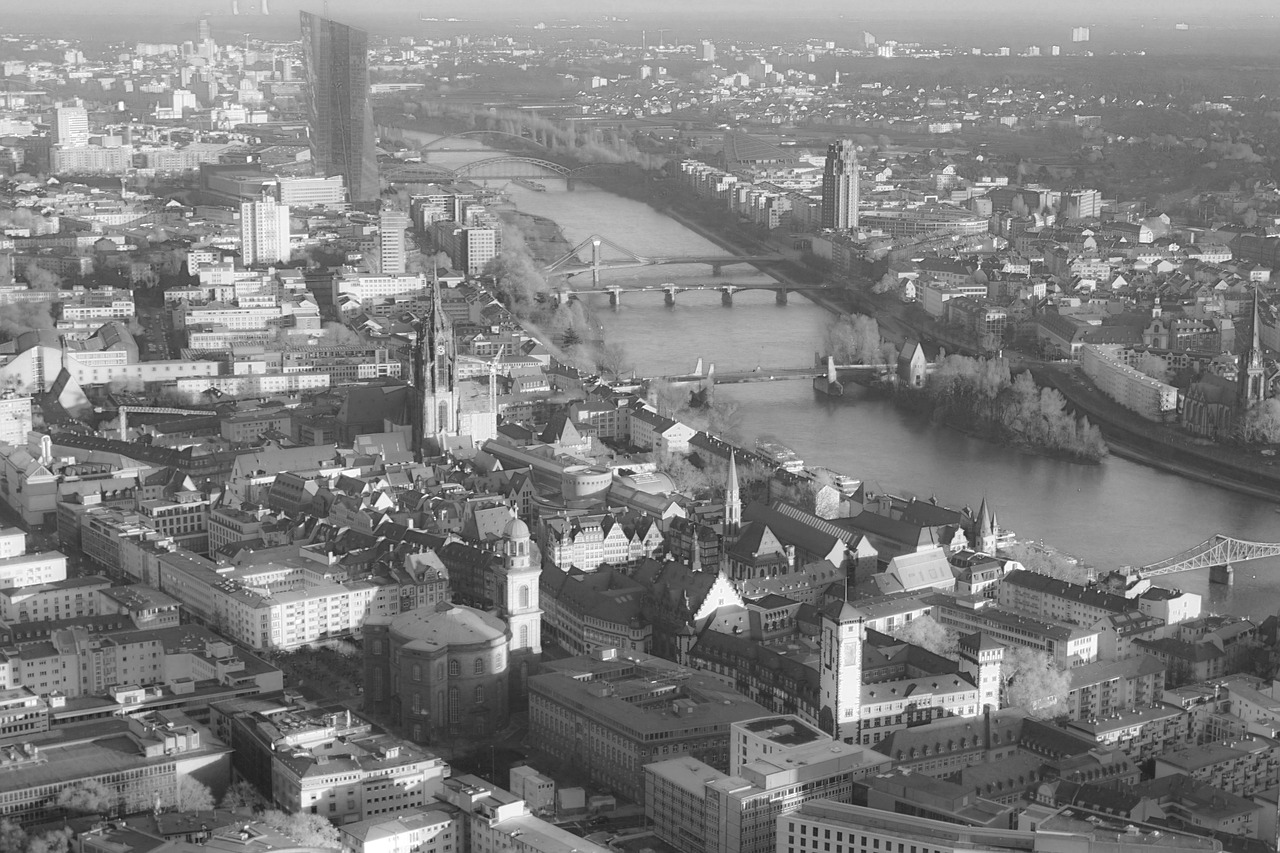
400, 132, 1280, 620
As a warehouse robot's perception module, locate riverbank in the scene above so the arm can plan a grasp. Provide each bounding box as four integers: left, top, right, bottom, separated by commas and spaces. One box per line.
1037, 364, 1280, 504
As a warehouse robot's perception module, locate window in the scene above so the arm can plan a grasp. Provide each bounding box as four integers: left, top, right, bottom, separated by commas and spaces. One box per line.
520, 625, 529, 648
474, 685, 485, 704
448, 687, 459, 723
412, 663, 422, 682
474, 658, 484, 675
518, 585, 530, 609
448, 659, 460, 677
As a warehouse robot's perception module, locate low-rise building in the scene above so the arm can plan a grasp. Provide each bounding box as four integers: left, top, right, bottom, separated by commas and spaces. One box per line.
0, 575, 109, 622
1155, 736, 1280, 799
339, 804, 464, 853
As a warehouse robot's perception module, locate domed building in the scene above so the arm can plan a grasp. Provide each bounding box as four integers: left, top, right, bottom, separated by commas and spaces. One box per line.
364, 601, 511, 743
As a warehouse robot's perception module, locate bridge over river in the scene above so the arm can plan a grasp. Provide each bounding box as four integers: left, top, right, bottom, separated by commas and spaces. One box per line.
1136, 535, 1280, 580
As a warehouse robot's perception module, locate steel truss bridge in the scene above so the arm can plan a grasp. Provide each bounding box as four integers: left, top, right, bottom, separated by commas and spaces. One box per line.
1138, 535, 1280, 577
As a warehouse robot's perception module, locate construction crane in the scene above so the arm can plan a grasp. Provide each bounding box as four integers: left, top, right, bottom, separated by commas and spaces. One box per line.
110, 406, 219, 440
655, 28, 670, 48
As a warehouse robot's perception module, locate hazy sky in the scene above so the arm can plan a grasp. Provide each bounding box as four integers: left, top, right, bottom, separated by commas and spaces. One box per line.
15, 0, 1280, 20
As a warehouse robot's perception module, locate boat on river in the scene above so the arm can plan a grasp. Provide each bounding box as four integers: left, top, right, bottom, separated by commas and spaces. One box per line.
756, 439, 804, 473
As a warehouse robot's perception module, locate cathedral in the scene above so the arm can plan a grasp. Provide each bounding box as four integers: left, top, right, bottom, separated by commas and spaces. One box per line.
1182, 287, 1270, 439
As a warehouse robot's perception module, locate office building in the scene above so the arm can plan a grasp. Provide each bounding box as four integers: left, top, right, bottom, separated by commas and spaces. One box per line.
377, 210, 411, 275
441, 774, 614, 853
340, 804, 464, 853
700, 40, 716, 62
209, 695, 448, 822
821, 139, 859, 231
240, 195, 292, 266
527, 650, 770, 803
781, 801, 1216, 853
300, 12, 378, 203
0, 709, 232, 827
645, 716, 891, 853
53, 106, 89, 147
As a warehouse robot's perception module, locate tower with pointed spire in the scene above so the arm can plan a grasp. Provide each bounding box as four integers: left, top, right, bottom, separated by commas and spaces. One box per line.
973, 498, 997, 554
412, 274, 459, 454
1240, 286, 1267, 410
724, 451, 741, 535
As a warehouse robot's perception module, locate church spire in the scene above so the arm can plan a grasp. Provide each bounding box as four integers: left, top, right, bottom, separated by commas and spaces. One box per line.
725, 451, 741, 535
1240, 285, 1266, 409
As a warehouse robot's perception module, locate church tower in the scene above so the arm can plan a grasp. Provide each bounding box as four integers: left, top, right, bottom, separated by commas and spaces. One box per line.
1239, 286, 1267, 410
724, 451, 741, 535
413, 275, 459, 455
499, 516, 542, 657
974, 498, 998, 554
818, 600, 864, 744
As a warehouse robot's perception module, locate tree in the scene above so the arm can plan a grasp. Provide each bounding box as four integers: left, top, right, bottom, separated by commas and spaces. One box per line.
1135, 352, 1170, 382
826, 314, 887, 365
57, 779, 114, 816
1001, 542, 1089, 585
1002, 647, 1071, 717
653, 449, 709, 498
0, 820, 26, 853
220, 779, 266, 812
889, 615, 958, 656
1240, 399, 1280, 443
596, 342, 632, 379
174, 776, 216, 812
259, 810, 341, 848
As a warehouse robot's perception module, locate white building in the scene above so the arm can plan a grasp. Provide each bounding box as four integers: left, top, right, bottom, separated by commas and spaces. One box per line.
378, 211, 411, 275
0, 393, 33, 446
53, 106, 89, 147
1081, 344, 1178, 422
240, 196, 292, 266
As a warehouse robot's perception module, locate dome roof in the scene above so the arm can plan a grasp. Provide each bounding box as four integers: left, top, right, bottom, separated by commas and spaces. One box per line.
504, 516, 530, 540
390, 603, 508, 652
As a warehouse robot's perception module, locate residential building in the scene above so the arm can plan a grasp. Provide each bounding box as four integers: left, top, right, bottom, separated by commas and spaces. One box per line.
0, 393, 34, 446
0, 551, 66, 589
1155, 736, 1280, 799
53, 105, 89, 147
378, 211, 410, 275
440, 774, 613, 853
0, 575, 109, 622
95, 584, 182, 628
1064, 703, 1192, 764
240, 196, 292, 266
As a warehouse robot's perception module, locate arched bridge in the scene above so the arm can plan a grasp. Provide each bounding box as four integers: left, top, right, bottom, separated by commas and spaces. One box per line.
1138, 535, 1280, 577
544, 233, 789, 287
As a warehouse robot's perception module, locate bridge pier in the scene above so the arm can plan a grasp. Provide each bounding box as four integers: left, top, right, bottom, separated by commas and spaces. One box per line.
775, 289, 789, 306
711, 264, 723, 277
664, 287, 677, 307
608, 288, 622, 309
566, 175, 575, 192
721, 289, 734, 307
591, 239, 602, 290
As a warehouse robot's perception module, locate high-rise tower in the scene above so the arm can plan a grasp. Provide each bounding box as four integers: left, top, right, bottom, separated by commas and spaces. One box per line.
821, 140, 859, 231
376, 210, 410, 275
412, 275, 458, 454
240, 194, 291, 266
300, 12, 378, 203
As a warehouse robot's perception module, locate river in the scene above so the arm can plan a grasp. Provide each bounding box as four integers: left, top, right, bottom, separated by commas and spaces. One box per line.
393, 129, 1280, 621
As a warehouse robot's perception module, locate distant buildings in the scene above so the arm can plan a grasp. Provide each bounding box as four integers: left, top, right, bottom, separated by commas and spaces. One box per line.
300, 12, 378, 203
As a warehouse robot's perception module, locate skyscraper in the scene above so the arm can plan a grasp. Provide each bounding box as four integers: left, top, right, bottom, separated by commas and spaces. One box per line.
300, 11, 378, 204
240, 195, 292, 266
376, 211, 410, 275
821, 140, 859, 231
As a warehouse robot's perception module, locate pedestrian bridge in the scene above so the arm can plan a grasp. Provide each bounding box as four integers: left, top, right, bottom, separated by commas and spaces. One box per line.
1138, 535, 1280, 577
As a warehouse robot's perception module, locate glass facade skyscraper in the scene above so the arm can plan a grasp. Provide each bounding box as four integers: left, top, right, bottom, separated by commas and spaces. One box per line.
300, 11, 378, 203
821, 140, 859, 231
